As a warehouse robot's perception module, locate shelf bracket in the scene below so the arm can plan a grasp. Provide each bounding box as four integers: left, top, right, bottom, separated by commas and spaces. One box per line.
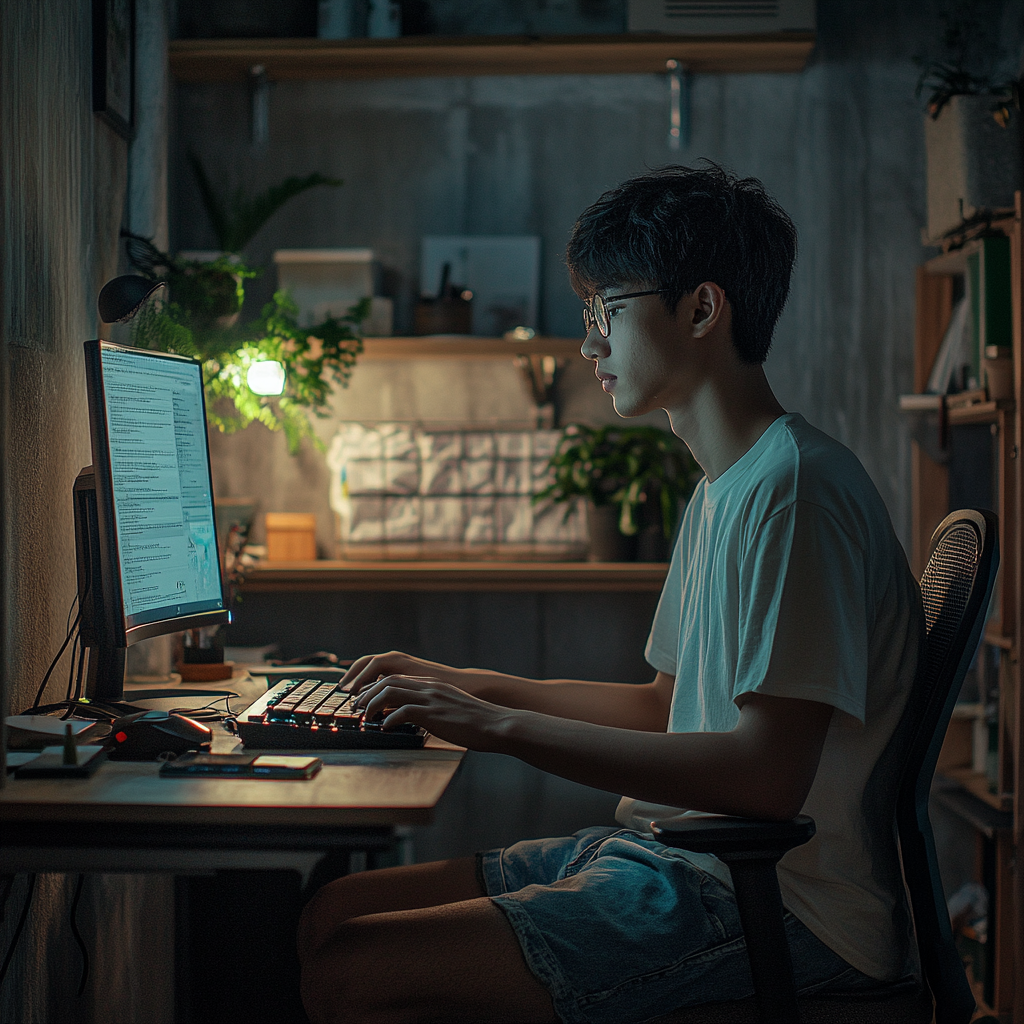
514, 353, 565, 429
250, 64, 270, 149
666, 59, 691, 151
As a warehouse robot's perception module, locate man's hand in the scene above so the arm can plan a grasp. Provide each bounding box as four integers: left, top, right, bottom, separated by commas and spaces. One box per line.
342, 652, 470, 695
354, 675, 517, 750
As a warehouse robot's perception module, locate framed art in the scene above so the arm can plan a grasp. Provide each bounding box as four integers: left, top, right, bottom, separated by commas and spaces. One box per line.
92, 0, 134, 139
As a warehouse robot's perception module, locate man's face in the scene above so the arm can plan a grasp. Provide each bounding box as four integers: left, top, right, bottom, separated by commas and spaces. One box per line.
580, 285, 695, 418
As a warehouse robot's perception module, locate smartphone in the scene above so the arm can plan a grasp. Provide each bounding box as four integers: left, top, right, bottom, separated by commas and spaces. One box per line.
160, 753, 322, 779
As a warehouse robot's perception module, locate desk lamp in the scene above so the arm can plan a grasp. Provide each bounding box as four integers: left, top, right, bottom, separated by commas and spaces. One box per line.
97, 275, 165, 326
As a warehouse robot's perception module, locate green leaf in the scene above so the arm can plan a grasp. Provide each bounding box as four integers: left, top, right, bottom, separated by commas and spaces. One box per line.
187, 152, 343, 253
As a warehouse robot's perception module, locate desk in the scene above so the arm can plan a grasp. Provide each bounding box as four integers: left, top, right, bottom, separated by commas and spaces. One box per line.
0, 674, 466, 1022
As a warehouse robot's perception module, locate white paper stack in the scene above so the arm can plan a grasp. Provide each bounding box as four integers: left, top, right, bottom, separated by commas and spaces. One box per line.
327, 424, 585, 560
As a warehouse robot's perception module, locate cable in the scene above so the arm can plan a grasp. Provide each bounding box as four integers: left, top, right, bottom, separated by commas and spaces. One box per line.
168, 694, 237, 722
65, 631, 81, 702
73, 641, 87, 702
0, 876, 14, 923
32, 610, 82, 708
66, 593, 79, 635
0, 874, 36, 989
69, 874, 89, 997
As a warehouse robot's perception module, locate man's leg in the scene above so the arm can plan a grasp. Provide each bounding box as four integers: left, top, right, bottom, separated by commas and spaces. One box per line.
298, 857, 557, 1024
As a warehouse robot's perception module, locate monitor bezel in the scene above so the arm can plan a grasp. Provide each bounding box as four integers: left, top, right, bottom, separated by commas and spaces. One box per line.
84, 339, 229, 648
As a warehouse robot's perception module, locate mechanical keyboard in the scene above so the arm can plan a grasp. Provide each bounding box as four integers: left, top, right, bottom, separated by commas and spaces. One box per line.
237, 678, 426, 750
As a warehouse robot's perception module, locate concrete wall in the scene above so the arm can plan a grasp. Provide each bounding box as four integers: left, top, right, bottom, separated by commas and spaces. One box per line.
0, 2, 174, 1021
166, 0, 1024, 560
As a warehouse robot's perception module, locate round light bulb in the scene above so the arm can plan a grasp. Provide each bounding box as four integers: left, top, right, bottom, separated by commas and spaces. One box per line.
246, 360, 286, 396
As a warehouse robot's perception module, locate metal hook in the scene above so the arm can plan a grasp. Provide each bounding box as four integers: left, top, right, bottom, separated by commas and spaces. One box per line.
666, 60, 691, 151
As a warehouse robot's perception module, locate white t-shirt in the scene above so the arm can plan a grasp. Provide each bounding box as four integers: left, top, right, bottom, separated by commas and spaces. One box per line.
615, 413, 923, 981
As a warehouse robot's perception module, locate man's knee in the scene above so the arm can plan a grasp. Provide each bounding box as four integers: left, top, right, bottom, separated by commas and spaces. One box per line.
298, 873, 366, 963
300, 923, 395, 1024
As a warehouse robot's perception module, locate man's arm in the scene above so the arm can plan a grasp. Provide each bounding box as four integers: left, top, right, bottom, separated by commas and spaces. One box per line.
356, 677, 833, 821
342, 652, 675, 732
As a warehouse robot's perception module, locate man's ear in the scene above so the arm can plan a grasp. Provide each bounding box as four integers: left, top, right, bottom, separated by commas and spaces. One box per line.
691, 283, 727, 338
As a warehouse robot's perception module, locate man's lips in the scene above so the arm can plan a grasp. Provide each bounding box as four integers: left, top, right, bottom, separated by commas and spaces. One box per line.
596, 371, 616, 392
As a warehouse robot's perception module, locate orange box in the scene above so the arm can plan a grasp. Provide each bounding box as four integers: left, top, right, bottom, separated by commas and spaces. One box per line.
265, 512, 317, 561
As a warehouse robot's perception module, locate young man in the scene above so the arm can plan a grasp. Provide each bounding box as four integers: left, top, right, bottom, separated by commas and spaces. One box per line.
298, 164, 923, 1024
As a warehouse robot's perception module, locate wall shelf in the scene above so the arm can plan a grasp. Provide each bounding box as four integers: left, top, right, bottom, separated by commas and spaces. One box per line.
169, 33, 815, 83
359, 335, 580, 360
240, 560, 668, 593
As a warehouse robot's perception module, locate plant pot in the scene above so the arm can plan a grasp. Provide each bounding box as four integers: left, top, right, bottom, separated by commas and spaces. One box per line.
586, 503, 636, 563
925, 95, 1022, 241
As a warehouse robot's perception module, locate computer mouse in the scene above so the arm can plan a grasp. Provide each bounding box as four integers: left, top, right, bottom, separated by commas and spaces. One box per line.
107, 710, 213, 761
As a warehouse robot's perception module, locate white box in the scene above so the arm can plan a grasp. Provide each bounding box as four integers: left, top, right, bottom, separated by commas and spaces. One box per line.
925, 97, 1022, 241
274, 249, 377, 327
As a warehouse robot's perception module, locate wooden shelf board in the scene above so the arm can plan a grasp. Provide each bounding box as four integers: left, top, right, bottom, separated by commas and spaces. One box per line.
169, 33, 815, 82
985, 623, 1014, 651
947, 400, 1015, 425
359, 335, 582, 360
940, 767, 1013, 815
240, 560, 668, 592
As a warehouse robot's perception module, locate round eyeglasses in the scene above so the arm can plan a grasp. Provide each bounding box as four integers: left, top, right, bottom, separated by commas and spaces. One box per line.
583, 289, 665, 338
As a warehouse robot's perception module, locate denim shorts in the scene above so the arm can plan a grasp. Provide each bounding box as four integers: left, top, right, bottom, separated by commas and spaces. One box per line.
479, 826, 879, 1024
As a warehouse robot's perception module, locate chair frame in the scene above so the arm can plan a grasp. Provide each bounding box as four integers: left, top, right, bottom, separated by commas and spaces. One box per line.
652, 508, 999, 1024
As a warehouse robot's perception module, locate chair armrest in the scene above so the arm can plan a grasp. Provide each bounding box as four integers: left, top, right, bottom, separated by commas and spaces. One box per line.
651, 815, 817, 1023
650, 814, 816, 861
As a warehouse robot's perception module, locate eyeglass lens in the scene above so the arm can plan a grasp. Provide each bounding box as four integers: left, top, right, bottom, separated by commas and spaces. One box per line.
583, 294, 609, 337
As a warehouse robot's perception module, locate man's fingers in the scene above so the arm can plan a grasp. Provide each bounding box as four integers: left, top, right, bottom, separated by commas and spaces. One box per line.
340, 654, 377, 688
362, 686, 433, 722
354, 675, 438, 707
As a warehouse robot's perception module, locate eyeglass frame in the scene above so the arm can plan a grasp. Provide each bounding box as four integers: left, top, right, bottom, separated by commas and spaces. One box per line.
583, 289, 666, 338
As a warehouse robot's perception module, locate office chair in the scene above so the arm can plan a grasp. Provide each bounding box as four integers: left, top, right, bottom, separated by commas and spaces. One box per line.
650, 508, 999, 1024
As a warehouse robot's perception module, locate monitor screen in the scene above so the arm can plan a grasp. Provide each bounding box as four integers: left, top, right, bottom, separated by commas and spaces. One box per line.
98, 344, 224, 630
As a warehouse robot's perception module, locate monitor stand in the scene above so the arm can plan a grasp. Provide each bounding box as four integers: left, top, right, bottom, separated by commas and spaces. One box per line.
85, 645, 236, 701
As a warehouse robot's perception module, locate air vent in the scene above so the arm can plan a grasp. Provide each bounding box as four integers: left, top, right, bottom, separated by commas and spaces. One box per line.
628, 0, 814, 34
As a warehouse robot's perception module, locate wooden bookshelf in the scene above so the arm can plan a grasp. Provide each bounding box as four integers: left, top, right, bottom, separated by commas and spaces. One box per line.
169, 33, 815, 83
910, 193, 1024, 1019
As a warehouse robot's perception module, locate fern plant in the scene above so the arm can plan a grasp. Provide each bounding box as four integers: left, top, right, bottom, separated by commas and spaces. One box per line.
125, 231, 366, 453
121, 158, 358, 452
187, 152, 342, 253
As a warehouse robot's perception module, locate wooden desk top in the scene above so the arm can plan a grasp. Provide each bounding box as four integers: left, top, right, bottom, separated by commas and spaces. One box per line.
0, 676, 465, 830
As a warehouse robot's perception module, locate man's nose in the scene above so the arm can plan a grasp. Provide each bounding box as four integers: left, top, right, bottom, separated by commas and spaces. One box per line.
581, 327, 608, 361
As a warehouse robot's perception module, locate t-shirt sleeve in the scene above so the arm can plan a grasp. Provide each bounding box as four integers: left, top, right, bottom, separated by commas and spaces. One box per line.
645, 525, 685, 676
736, 500, 868, 723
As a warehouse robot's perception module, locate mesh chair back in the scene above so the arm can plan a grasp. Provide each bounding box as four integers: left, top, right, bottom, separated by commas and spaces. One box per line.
893, 510, 998, 1024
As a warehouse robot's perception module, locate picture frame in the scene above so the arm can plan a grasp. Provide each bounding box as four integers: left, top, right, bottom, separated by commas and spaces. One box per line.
92, 0, 134, 139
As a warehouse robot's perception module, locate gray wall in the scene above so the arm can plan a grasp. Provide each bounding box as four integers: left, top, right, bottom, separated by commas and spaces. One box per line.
167, 1, 1024, 559
1, 2, 174, 1022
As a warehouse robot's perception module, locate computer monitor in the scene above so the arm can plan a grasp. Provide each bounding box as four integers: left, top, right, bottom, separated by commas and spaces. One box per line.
74, 339, 229, 699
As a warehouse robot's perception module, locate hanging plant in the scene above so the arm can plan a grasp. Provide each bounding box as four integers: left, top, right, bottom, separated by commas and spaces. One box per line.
120, 157, 355, 452
125, 234, 366, 453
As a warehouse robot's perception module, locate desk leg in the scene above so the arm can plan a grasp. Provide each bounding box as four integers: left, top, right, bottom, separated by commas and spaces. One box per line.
176, 871, 308, 1024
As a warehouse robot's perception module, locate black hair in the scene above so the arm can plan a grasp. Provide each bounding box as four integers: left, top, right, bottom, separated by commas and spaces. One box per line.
565, 162, 797, 364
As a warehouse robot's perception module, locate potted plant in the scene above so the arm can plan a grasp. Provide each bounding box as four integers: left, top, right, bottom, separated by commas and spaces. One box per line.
122, 158, 363, 452
534, 424, 701, 561
915, 5, 1021, 241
